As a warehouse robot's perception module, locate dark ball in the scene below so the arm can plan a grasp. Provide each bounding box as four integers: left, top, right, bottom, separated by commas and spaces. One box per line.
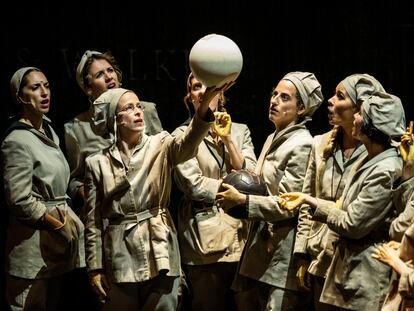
219, 169, 267, 219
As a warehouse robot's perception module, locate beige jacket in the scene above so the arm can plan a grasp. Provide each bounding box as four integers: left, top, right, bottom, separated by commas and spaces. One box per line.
83, 113, 212, 283
64, 101, 163, 203
314, 148, 402, 310
295, 130, 367, 277
237, 122, 313, 291
1, 119, 84, 279
173, 122, 257, 265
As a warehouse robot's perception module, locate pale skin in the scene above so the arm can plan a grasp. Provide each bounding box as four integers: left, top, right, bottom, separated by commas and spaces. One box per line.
85, 58, 120, 101
18, 71, 51, 132
327, 81, 361, 158
89, 84, 232, 303
216, 79, 305, 212
372, 241, 411, 276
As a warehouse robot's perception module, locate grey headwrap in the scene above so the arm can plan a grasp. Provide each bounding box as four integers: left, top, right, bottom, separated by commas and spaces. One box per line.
282, 71, 323, 117
342, 73, 385, 106
76, 50, 102, 92
10, 67, 41, 104
362, 91, 406, 139
92, 88, 130, 136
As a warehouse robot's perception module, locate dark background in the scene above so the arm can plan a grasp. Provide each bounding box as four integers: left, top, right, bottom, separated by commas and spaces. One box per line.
1, 0, 414, 308
2, 1, 414, 148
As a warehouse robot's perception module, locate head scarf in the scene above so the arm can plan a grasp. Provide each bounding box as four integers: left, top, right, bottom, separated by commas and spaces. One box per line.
91, 88, 130, 136
362, 91, 406, 140
342, 73, 385, 107
282, 71, 323, 117
10, 67, 41, 104
76, 50, 102, 92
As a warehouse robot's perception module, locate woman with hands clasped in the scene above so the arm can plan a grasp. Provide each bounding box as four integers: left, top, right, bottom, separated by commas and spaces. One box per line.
280, 92, 406, 310
82, 82, 230, 310
216, 72, 323, 310
372, 122, 414, 310
173, 73, 256, 311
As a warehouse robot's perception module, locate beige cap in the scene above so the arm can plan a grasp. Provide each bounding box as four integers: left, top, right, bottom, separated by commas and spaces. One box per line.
91, 88, 130, 136
76, 50, 102, 92
10, 67, 40, 104
282, 71, 323, 117
342, 74, 385, 106
362, 91, 406, 139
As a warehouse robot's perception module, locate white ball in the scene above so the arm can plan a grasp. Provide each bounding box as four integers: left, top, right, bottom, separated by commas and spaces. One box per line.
189, 34, 243, 87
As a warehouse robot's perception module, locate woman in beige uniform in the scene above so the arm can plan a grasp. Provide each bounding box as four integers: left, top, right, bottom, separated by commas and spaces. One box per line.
372, 123, 414, 310
216, 71, 323, 310
2, 67, 84, 310
64, 50, 163, 211
280, 91, 406, 310
83, 85, 227, 310
173, 73, 257, 311
293, 74, 385, 310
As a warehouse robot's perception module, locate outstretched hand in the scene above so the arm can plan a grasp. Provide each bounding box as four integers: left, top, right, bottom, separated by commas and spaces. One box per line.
278, 192, 308, 210
201, 81, 236, 110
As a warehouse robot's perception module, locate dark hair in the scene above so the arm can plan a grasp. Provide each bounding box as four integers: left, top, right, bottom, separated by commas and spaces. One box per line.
81, 51, 122, 90
361, 111, 390, 147
296, 90, 306, 123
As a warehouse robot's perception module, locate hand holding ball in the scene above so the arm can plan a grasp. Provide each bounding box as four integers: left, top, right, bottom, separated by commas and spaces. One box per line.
218, 170, 267, 219
189, 34, 243, 88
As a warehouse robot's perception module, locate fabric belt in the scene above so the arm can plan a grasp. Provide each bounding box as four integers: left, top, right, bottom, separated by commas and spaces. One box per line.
192, 201, 219, 214
41, 196, 70, 207
108, 207, 167, 225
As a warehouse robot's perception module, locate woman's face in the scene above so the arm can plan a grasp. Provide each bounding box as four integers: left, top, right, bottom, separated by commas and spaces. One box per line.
116, 92, 145, 133
268, 79, 304, 130
189, 76, 220, 111
327, 81, 356, 129
352, 106, 364, 139
19, 71, 51, 116
86, 59, 120, 100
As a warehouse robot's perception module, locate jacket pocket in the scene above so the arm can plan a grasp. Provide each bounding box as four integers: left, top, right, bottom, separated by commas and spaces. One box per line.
195, 208, 239, 255
40, 206, 81, 263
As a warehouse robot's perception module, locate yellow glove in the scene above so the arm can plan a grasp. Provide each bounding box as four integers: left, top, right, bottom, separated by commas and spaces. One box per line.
400, 134, 414, 163
279, 192, 307, 210
88, 270, 110, 304
400, 121, 414, 162
213, 112, 232, 137
296, 259, 311, 292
